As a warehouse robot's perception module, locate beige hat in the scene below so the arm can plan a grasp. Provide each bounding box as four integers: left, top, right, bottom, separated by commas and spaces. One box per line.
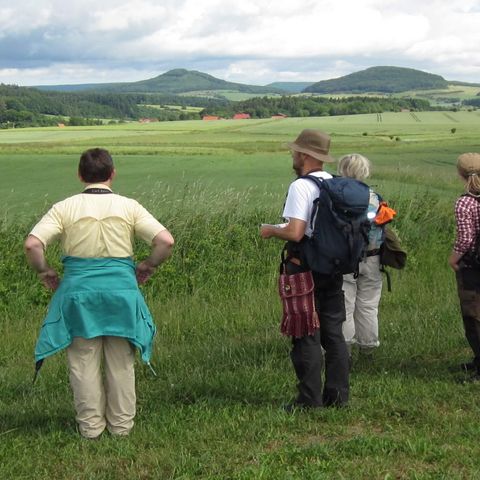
287, 129, 335, 163
457, 153, 480, 174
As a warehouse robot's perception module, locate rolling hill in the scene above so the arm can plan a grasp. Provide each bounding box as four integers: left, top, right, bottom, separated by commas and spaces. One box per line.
33, 66, 479, 103
35, 69, 285, 95
265, 82, 314, 93
304, 66, 448, 94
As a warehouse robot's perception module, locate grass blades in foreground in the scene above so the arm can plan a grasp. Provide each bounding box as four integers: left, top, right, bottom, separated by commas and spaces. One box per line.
1, 115, 480, 478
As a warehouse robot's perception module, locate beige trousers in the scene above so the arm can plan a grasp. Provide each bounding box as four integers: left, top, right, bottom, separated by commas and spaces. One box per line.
342, 255, 383, 348
67, 336, 136, 438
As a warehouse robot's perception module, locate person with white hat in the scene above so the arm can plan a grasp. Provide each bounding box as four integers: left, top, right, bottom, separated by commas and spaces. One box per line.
449, 152, 480, 382
338, 153, 385, 358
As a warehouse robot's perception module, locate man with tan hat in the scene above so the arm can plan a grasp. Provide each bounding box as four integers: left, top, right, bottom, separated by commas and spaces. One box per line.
449, 152, 480, 381
260, 129, 350, 409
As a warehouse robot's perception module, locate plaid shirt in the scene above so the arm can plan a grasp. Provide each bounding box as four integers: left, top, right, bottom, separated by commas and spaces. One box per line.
454, 194, 480, 255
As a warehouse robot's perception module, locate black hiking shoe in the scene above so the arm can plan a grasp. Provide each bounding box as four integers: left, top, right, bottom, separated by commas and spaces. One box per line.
461, 373, 480, 384
460, 361, 476, 372
282, 402, 322, 413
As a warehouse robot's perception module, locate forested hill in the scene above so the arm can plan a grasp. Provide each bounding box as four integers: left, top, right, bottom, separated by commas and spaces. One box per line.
265, 82, 314, 93
304, 66, 448, 94
203, 96, 432, 118
36, 69, 285, 95
0, 83, 228, 127
0, 81, 436, 129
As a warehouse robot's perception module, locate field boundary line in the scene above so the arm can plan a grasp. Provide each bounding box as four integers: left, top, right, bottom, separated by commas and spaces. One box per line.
442, 112, 460, 123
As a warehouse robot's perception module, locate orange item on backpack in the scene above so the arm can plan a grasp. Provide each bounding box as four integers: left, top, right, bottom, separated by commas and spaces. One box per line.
375, 202, 396, 225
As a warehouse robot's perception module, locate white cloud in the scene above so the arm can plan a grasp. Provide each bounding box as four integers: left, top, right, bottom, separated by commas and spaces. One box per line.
0, 0, 479, 84
91, 3, 168, 33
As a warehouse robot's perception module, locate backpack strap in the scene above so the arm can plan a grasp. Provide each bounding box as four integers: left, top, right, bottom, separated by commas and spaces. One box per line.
281, 241, 309, 271
380, 265, 392, 293
297, 174, 324, 188
297, 174, 364, 277
297, 174, 325, 230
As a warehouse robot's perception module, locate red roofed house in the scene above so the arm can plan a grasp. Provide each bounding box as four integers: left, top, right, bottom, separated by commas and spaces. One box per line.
139, 118, 158, 123
233, 113, 251, 120
202, 115, 220, 121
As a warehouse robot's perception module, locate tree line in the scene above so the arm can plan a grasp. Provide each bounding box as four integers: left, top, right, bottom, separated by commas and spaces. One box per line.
0, 83, 459, 129
464, 97, 480, 107
0, 84, 228, 128
201, 96, 434, 118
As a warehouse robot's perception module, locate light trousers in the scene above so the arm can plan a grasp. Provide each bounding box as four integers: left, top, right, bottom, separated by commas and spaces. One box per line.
67, 336, 136, 438
342, 255, 383, 348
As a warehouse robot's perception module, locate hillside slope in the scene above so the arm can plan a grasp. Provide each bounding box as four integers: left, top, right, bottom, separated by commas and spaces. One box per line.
36, 69, 284, 95
304, 66, 448, 94
265, 82, 314, 93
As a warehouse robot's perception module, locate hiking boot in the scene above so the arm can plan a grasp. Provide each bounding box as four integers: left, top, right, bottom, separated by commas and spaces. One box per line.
461, 373, 480, 384
282, 402, 322, 413
460, 360, 476, 372
358, 346, 376, 358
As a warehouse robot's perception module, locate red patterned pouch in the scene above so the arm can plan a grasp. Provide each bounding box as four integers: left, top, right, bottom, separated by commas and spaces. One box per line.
278, 268, 319, 337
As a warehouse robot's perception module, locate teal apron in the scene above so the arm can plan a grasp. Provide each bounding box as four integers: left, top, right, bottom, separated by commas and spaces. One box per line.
35, 256, 156, 366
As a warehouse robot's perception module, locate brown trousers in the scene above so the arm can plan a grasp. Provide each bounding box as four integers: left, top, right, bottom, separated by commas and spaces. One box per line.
456, 266, 480, 373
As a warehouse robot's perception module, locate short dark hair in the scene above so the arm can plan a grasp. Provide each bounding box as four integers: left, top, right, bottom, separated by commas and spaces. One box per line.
78, 148, 114, 183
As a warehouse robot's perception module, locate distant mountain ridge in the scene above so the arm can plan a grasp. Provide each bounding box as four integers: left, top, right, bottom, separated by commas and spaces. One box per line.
265, 82, 314, 93
31, 66, 478, 100
36, 69, 285, 95
304, 66, 449, 94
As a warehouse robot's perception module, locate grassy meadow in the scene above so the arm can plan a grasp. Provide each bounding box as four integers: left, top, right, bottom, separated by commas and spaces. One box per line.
396, 85, 480, 106
1, 112, 480, 479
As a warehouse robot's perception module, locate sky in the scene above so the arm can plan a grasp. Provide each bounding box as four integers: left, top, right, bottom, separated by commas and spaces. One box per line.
1, 0, 480, 87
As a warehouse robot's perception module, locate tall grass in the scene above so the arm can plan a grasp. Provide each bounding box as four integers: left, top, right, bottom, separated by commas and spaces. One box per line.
1, 183, 478, 479
2, 114, 480, 478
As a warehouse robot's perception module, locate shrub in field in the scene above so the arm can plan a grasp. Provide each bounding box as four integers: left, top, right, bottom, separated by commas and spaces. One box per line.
2, 188, 455, 314
137, 209, 281, 303
1, 207, 281, 311
0, 220, 56, 309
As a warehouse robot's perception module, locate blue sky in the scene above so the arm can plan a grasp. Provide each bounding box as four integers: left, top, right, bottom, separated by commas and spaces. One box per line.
1, 0, 479, 86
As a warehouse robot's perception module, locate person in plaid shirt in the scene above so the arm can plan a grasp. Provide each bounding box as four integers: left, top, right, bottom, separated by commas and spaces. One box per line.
449, 153, 480, 382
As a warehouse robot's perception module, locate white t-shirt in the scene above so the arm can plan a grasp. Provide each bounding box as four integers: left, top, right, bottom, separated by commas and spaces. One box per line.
282, 171, 333, 237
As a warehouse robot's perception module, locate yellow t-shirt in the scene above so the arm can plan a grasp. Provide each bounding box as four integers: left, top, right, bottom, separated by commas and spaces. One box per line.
30, 184, 165, 257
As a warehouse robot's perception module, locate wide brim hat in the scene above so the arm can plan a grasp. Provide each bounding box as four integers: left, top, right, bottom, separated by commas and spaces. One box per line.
287, 129, 335, 163
457, 153, 480, 174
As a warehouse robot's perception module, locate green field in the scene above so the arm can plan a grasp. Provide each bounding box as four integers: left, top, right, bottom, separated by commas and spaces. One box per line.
1, 112, 480, 479
142, 105, 205, 113
178, 90, 282, 101
301, 84, 480, 107
396, 85, 480, 106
